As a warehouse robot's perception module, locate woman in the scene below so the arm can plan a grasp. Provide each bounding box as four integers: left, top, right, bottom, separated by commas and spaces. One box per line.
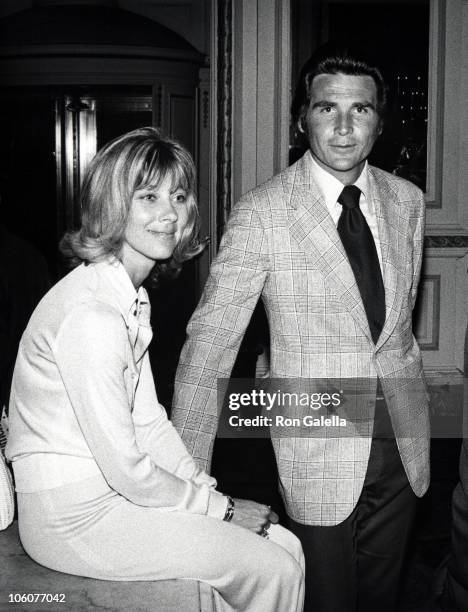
5, 128, 304, 611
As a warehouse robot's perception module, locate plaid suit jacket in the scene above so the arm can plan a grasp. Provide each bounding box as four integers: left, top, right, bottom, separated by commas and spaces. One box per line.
172, 151, 430, 525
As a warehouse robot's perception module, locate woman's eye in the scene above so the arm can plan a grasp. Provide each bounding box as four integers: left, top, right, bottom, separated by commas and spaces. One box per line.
175, 193, 187, 204
143, 193, 156, 202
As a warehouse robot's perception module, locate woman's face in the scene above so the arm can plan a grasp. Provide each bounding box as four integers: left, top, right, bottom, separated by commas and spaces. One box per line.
120, 174, 189, 283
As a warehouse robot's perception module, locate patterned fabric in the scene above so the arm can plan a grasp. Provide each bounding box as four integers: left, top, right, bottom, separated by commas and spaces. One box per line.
0, 407, 14, 530
172, 151, 430, 526
0, 407, 7, 453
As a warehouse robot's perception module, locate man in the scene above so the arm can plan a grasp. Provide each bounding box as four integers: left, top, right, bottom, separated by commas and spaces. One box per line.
172, 44, 429, 611
440, 325, 468, 612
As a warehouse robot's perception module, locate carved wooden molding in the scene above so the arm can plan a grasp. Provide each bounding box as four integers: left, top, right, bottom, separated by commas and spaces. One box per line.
420, 248, 468, 371
215, 0, 233, 245
425, 236, 468, 248
425, 0, 445, 209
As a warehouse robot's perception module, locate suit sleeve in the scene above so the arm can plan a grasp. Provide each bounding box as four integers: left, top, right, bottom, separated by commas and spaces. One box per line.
53, 302, 226, 516
410, 189, 426, 310
171, 195, 269, 472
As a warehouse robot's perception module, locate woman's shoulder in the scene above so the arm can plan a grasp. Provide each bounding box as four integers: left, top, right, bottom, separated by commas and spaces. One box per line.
62, 298, 124, 333
27, 264, 126, 341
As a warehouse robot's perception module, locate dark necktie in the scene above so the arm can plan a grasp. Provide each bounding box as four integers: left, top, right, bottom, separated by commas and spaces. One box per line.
337, 185, 385, 344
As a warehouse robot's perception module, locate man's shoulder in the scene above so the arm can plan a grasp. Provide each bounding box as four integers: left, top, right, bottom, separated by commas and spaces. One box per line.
368, 165, 424, 201
235, 155, 307, 208
240, 170, 290, 201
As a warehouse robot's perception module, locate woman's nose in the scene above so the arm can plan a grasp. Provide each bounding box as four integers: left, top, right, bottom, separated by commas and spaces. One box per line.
158, 200, 178, 222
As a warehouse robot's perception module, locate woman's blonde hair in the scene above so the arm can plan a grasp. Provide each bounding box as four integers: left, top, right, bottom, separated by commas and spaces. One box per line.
60, 127, 204, 285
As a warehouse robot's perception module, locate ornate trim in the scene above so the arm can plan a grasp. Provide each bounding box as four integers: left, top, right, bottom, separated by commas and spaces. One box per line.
216, 0, 233, 246
424, 236, 468, 248
202, 89, 209, 129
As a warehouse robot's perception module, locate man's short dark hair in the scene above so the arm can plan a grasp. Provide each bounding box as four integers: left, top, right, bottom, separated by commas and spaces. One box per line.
291, 42, 388, 133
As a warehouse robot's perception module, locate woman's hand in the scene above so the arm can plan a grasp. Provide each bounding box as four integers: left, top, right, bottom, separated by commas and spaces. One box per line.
230, 498, 279, 534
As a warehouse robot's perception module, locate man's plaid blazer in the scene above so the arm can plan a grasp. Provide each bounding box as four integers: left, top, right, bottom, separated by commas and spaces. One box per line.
172, 151, 430, 526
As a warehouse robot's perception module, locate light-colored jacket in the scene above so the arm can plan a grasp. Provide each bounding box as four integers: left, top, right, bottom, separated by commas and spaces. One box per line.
172, 151, 430, 526
6, 260, 227, 518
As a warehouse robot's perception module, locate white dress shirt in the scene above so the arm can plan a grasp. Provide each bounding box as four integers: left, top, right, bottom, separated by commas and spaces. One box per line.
309, 155, 383, 271
6, 259, 227, 518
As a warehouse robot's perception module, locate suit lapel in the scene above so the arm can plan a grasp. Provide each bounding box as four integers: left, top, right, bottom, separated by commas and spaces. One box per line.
283, 156, 411, 349
370, 169, 408, 350
284, 154, 374, 344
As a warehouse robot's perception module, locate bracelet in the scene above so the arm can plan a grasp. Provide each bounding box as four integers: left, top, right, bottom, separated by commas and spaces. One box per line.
223, 495, 235, 522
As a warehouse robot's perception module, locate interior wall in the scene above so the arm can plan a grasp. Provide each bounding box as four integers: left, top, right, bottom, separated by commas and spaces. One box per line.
231, 0, 291, 204
1, 6, 463, 423
420, 0, 468, 376
2, 0, 467, 376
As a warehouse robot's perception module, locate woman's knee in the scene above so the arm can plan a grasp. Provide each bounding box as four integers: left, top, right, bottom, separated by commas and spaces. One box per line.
259, 539, 303, 587
282, 551, 304, 585
269, 524, 305, 571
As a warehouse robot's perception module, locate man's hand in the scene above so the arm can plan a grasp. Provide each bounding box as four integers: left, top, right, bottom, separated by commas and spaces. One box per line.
230, 498, 279, 534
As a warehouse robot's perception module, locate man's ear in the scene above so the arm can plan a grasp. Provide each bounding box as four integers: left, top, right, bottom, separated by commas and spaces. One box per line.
377, 118, 384, 136
296, 113, 307, 135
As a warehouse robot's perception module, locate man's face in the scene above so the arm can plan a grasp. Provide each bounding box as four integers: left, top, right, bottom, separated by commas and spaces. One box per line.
304, 73, 382, 184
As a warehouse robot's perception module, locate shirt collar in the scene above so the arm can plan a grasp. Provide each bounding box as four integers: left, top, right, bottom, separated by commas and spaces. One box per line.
309, 154, 371, 213
92, 258, 150, 324
353, 163, 370, 204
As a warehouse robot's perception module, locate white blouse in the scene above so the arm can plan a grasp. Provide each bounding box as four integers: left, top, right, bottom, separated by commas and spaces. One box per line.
6, 259, 227, 519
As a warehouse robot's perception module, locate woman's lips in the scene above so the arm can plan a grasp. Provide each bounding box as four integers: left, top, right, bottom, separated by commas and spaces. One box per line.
148, 230, 176, 238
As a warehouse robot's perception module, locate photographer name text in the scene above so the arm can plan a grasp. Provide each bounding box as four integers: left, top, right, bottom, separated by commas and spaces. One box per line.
228, 414, 347, 428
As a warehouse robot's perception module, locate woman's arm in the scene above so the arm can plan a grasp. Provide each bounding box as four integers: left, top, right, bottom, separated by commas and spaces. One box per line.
53, 301, 227, 517
133, 352, 224, 510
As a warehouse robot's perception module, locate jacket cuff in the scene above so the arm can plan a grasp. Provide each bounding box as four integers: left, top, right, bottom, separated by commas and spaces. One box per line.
206, 490, 229, 519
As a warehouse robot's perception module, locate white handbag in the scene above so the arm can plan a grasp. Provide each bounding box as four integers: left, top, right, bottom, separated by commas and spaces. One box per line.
0, 407, 14, 530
